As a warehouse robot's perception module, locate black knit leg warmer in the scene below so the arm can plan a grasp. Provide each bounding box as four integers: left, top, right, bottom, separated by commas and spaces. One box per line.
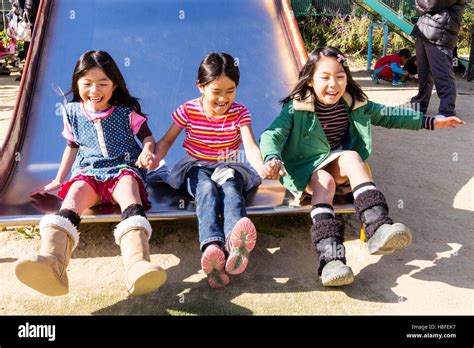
121, 204, 147, 220
310, 218, 346, 275
353, 189, 393, 240
56, 209, 81, 228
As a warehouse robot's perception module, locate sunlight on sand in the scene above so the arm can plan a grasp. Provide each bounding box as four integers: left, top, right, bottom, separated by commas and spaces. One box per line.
453, 177, 474, 212
405, 243, 463, 276
266, 247, 280, 254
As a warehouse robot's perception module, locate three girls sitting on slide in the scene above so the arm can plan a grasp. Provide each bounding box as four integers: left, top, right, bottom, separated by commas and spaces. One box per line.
20, 47, 464, 297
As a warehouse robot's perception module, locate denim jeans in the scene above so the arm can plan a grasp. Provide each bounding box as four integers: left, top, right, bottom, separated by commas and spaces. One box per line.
185, 166, 247, 251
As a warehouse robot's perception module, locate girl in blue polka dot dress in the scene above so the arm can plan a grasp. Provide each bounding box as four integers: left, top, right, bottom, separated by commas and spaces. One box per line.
15, 51, 167, 297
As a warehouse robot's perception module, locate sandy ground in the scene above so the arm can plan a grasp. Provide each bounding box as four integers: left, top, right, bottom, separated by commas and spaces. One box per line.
0, 62, 472, 315
0, 72, 20, 145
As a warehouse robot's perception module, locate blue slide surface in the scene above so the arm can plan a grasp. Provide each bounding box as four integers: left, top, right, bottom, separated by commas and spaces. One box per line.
1, 0, 326, 224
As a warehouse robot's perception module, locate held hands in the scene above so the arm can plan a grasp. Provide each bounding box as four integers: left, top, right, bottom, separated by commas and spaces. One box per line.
135, 149, 157, 170
434, 116, 465, 129
30, 179, 61, 196
261, 158, 287, 180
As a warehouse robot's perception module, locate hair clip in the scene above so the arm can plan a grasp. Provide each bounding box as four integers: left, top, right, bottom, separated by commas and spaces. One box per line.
336, 54, 348, 67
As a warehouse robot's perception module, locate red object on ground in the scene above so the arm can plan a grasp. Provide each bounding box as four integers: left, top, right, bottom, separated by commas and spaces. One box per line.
374, 53, 401, 81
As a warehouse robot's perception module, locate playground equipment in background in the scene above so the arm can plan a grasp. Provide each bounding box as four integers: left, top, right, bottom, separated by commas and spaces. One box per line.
0, 0, 360, 226
288, 0, 417, 72
290, 0, 418, 19
353, 0, 415, 72
354, 0, 471, 74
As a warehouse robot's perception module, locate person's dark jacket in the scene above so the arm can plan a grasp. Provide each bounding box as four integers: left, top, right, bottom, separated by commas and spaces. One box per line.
412, 0, 466, 49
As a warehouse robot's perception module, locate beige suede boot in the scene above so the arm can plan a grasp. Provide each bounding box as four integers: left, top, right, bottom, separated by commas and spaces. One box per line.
114, 216, 167, 296
14, 214, 79, 296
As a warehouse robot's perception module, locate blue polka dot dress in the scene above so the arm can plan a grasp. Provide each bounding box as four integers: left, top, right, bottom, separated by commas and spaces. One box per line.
65, 102, 146, 182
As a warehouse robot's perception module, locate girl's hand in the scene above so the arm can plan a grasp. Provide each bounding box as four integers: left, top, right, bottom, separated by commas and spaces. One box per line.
30, 179, 61, 196
256, 167, 267, 179
136, 150, 157, 170
434, 116, 465, 129
262, 159, 287, 180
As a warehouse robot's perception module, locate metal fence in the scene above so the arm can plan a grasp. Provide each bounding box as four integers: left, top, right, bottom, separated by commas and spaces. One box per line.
1, 0, 12, 14
290, 0, 350, 16
1, 0, 13, 27
291, 0, 418, 18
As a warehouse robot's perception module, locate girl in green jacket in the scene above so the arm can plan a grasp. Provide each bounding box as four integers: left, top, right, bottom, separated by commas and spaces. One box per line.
260, 47, 464, 287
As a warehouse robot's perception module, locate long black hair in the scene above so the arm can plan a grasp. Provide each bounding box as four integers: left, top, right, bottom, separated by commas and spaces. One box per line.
281, 47, 367, 111
196, 52, 240, 87
67, 50, 145, 116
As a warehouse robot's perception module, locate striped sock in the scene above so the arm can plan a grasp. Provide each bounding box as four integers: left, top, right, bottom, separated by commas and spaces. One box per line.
310, 203, 335, 224
353, 182, 378, 199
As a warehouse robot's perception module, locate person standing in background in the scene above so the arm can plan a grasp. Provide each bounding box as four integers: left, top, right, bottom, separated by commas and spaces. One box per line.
13, 0, 39, 60
410, 0, 466, 117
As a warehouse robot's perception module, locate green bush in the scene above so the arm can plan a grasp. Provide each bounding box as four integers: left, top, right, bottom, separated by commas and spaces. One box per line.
0, 31, 24, 52
0, 31, 8, 47
458, 3, 473, 56
298, 12, 408, 60
298, 4, 472, 58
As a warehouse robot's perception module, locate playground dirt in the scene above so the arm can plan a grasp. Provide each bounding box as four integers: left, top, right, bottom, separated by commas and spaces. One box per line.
0, 62, 472, 315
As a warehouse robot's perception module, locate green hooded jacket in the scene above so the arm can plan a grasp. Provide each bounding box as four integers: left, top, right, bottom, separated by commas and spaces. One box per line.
259, 92, 424, 192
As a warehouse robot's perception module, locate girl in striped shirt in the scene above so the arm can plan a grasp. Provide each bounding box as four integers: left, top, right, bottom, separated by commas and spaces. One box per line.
260, 47, 464, 287
154, 52, 267, 288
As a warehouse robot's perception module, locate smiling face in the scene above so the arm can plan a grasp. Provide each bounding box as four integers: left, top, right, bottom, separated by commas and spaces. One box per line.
77, 67, 115, 111
198, 74, 236, 116
309, 56, 347, 105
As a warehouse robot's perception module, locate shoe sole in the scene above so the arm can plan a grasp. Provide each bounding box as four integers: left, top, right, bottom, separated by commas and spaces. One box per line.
201, 245, 229, 289
368, 224, 412, 255
225, 217, 257, 275
15, 259, 68, 296
321, 266, 354, 287
129, 268, 167, 297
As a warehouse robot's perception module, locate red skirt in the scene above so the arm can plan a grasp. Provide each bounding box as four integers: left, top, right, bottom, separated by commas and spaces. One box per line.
58, 170, 150, 209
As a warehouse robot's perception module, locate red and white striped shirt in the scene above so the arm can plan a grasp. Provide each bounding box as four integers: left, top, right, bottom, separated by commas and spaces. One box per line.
172, 98, 252, 161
